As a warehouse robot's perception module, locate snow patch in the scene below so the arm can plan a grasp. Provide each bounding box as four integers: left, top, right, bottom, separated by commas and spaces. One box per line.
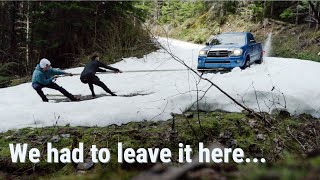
0, 38, 319, 132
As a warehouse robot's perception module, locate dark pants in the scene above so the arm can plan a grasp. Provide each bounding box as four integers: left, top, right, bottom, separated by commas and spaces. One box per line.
80, 73, 116, 96
32, 83, 77, 102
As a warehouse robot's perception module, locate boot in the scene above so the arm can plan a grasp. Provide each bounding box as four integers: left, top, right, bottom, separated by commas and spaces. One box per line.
70, 96, 80, 101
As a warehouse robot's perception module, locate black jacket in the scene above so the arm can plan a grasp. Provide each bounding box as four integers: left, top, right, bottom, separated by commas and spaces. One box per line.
80, 60, 119, 78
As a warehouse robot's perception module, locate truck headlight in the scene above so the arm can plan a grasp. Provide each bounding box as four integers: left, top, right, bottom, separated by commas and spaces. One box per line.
230, 49, 243, 56
199, 50, 208, 56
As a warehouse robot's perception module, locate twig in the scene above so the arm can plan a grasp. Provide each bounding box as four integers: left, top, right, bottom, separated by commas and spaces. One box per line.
252, 83, 262, 113
180, 109, 199, 141
286, 126, 306, 151
149, 99, 169, 121
195, 79, 205, 136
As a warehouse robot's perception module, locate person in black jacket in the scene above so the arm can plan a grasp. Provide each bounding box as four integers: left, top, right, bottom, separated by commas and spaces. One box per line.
80, 53, 122, 97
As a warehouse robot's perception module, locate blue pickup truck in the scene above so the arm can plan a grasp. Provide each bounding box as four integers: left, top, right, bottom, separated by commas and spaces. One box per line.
197, 32, 263, 70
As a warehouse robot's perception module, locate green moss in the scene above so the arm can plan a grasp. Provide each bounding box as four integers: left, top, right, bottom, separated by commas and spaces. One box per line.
223, 113, 245, 121
0, 75, 11, 88
310, 156, 320, 167
0, 111, 319, 179
9, 76, 32, 87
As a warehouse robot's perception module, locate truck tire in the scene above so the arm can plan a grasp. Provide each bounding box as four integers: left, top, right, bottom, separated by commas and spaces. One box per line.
255, 52, 263, 64
241, 57, 250, 70
197, 69, 205, 73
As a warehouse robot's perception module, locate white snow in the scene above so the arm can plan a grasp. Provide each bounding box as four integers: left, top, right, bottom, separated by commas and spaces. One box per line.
1, 38, 320, 132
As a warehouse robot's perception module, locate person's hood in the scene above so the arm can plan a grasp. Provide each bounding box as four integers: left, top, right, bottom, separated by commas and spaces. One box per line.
35, 64, 44, 72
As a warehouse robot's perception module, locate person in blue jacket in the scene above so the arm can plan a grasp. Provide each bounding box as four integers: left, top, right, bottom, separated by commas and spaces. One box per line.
32, 58, 79, 102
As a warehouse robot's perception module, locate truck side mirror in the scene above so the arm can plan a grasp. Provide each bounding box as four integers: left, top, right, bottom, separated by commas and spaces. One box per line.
205, 42, 209, 46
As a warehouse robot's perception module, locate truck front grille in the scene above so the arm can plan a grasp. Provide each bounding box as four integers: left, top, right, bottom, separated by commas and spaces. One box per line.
207, 50, 229, 57
206, 61, 230, 64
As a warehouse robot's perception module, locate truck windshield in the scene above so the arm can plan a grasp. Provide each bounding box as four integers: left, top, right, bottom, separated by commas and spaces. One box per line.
209, 34, 246, 46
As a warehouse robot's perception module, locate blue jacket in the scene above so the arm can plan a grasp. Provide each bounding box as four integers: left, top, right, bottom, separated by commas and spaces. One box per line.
32, 64, 65, 85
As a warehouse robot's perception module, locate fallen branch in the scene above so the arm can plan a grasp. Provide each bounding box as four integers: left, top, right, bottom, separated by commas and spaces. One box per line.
286, 126, 306, 151
180, 110, 200, 141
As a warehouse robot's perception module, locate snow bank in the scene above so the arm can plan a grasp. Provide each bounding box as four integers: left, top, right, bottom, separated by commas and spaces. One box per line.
0, 38, 319, 132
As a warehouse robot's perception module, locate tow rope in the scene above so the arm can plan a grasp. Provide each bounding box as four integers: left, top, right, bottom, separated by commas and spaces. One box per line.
63, 69, 192, 76
57, 68, 229, 77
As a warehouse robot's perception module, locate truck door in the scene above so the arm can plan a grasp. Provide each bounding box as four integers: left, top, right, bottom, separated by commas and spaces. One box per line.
247, 34, 254, 62
248, 33, 257, 62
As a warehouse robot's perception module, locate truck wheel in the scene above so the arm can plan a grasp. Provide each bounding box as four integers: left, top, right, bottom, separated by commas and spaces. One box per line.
255, 53, 263, 64
241, 57, 250, 70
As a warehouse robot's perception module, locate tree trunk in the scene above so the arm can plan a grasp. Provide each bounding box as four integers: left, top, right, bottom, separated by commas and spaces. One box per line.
94, 3, 97, 44
317, 2, 319, 30
270, 1, 274, 18
25, 1, 30, 73
296, 1, 299, 25
309, 1, 320, 28
264, 0, 267, 18
155, 0, 162, 20
9, 2, 17, 57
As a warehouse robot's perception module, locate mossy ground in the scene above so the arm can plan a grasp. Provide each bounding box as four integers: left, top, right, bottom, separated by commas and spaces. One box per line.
0, 111, 319, 179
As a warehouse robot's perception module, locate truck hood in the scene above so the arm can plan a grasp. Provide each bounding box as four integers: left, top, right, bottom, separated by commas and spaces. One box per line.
201, 44, 244, 51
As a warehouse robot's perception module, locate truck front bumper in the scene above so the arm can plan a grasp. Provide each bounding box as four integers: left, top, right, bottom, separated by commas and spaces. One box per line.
197, 56, 244, 69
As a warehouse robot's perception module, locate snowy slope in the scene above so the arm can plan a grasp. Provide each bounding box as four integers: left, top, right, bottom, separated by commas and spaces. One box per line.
0, 38, 320, 132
